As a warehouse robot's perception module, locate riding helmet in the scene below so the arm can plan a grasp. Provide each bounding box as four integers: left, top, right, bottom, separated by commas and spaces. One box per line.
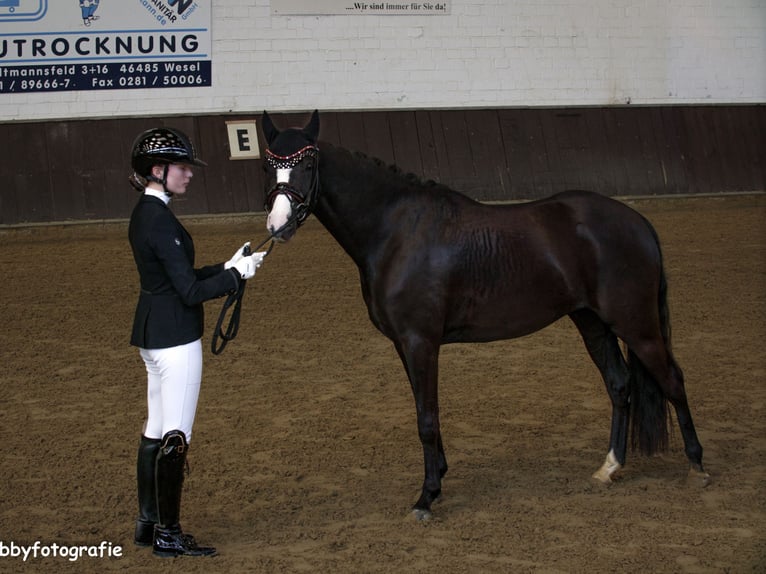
130, 127, 207, 177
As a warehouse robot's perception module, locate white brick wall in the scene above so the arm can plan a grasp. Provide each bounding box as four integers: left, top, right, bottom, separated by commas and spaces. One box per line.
3, 0, 764, 121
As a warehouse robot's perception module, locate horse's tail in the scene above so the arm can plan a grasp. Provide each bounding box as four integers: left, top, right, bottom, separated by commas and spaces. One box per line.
628, 220, 671, 456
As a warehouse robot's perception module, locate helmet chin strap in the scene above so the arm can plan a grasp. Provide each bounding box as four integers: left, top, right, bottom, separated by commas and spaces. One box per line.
147, 164, 173, 197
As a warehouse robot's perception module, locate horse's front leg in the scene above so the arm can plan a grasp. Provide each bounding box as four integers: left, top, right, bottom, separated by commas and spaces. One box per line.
395, 335, 444, 520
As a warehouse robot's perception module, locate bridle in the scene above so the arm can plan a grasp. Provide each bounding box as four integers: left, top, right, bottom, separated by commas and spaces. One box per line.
263, 144, 321, 228
211, 143, 320, 355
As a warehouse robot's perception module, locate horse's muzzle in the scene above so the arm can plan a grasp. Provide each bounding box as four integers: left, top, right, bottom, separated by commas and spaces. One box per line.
269, 223, 296, 243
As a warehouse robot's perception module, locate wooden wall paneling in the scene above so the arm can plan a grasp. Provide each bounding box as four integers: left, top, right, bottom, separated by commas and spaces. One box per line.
463, 109, 506, 200
81, 119, 123, 219
0, 105, 761, 226
413, 110, 441, 183
678, 106, 713, 195
52, 170, 84, 221
105, 167, 137, 218
755, 106, 766, 188
652, 107, 688, 195
435, 110, 474, 194
387, 111, 424, 178
711, 106, 746, 192
580, 107, 618, 194
524, 109, 556, 198
498, 108, 545, 199
675, 107, 700, 194
0, 123, 26, 223
0, 146, 18, 223
721, 105, 763, 191
533, 108, 556, 198
361, 111, 395, 166
735, 104, 764, 190
535, 110, 562, 194
3, 174, 21, 224
676, 107, 702, 194
613, 107, 645, 195
750, 106, 766, 189
545, 109, 592, 192
600, 108, 639, 196
741, 104, 764, 190
0, 124, 9, 221
696, 106, 726, 195
428, 110, 461, 187
315, 111, 341, 146
336, 111, 367, 154
45, 122, 84, 221
633, 107, 666, 195
496, 109, 524, 198
81, 169, 108, 219
100, 117, 142, 218
196, 115, 239, 214
630, 106, 661, 195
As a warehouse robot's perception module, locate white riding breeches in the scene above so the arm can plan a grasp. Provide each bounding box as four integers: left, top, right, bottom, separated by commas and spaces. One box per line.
139, 339, 203, 443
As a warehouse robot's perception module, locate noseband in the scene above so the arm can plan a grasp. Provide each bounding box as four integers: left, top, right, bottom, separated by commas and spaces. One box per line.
264, 144, 320, 227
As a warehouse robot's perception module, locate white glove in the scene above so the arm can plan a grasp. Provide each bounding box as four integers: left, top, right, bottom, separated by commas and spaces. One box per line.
231, 252, 265, 280
224, 242, 251, 270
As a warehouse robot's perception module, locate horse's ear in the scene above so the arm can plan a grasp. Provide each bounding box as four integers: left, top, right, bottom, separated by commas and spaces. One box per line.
261, 111, 280, 145
304, 109, 320, 142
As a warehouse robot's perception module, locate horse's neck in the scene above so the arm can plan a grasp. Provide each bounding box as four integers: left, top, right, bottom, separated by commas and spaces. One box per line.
314, 150, 394, 268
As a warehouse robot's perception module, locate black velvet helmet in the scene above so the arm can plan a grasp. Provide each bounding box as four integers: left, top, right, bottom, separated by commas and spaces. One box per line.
130, 127, 207, 177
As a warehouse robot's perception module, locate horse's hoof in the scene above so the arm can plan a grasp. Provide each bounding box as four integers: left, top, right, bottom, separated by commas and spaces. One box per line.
411, 508, 432, 521
592, 450, 621, 485
687, 466, 711, 487
591, 471, 614, 486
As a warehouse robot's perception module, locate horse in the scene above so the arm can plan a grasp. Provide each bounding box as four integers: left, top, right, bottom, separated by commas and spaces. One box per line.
259, 110, 710, 520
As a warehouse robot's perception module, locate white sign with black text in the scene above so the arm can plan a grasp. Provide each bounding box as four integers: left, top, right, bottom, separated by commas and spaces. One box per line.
0, 1, 212, 94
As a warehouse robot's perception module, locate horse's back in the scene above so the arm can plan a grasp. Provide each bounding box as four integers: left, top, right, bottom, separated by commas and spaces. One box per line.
435, 190, 663, 342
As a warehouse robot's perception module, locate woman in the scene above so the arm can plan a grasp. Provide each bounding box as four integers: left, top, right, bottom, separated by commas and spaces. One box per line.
128, 127, 263, 557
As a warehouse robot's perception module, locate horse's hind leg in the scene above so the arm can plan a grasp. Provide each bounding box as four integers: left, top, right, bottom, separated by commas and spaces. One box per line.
627, 339, 710, 486
570, 310, 630, 484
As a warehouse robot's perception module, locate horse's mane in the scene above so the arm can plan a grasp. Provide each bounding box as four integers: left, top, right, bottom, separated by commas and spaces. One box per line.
322, 142, 448, 193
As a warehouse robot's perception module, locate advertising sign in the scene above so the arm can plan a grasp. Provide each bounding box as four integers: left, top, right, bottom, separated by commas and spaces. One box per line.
0, 1, 211, 94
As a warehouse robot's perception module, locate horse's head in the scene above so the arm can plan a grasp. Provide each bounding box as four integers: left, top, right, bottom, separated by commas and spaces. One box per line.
261, 110, 320, 242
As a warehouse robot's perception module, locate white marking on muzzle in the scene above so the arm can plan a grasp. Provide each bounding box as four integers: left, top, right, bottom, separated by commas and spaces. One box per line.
267, 193, 292, 235
267, 167, 293, 234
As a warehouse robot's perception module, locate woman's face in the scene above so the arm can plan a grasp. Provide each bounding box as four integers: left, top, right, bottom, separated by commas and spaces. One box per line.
152, 163, 194, 195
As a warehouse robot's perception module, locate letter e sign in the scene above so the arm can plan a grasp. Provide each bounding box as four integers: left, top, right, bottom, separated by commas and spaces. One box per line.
226, 120, 261, 160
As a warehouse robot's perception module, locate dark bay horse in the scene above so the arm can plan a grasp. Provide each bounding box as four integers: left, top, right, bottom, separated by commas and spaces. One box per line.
260, 110, 710, 520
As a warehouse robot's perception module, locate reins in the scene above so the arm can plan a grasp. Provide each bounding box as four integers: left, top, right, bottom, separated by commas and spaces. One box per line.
211, 237, 273, 355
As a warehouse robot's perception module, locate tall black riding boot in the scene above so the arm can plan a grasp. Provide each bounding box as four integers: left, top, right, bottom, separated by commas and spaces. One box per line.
134, 435, 161, 546
153, 430, 216, 558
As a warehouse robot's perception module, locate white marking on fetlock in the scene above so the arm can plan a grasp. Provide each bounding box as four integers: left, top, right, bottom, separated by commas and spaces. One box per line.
592, 449, 622, 484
